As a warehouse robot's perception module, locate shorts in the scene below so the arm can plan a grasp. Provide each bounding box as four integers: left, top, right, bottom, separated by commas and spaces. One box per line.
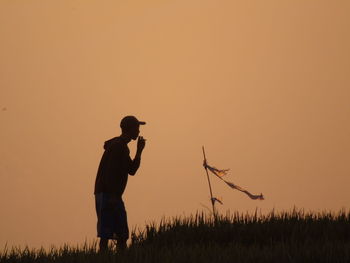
95, 193, 129, 240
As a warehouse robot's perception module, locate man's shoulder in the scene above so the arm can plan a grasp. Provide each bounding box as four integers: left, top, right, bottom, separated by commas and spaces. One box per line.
104, 137, 128, 152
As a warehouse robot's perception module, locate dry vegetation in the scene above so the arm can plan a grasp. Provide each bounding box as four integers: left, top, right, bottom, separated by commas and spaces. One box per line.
1, 209, 349, 263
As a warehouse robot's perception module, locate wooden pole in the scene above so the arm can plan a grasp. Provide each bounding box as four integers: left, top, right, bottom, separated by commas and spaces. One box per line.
202, 146, 216, 217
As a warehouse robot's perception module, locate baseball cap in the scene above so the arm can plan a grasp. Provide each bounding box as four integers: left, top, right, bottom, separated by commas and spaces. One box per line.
120, 115, 146, 129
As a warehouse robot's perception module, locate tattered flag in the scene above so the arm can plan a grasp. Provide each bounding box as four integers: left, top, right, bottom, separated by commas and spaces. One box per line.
211, 197, 223, 205
204, 161, 264, 201
204, 162, 229, 178
224, 181, 264, 200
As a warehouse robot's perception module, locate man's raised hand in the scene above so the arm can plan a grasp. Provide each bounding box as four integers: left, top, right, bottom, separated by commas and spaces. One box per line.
137, 136, 146, 152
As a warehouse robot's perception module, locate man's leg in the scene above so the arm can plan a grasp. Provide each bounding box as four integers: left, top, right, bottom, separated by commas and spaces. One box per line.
115, 198, 129, 251
99, 238, 109, 252
96, 193, 109, 253
117, 238, 127, 251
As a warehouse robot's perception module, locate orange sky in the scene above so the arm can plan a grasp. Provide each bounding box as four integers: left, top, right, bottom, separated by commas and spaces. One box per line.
1, 0, 349, 248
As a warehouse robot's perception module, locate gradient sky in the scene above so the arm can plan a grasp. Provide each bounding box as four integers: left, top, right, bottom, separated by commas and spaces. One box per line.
1, 0, 349, 248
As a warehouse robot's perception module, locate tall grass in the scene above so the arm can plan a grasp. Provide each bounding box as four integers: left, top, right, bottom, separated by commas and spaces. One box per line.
1, 209, 349, 262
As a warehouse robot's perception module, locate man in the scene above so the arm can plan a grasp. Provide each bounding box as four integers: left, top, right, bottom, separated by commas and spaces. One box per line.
94, 115, 146, 251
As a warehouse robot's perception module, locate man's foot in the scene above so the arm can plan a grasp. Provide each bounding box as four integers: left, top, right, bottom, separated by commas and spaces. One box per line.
117, 238, 127, 251
99, 238, 109, 253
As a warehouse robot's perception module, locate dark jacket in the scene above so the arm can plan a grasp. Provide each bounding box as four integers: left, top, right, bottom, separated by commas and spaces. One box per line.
94, 137, 140, 196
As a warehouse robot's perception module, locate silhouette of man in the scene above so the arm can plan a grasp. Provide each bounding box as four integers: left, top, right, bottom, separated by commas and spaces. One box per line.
94, 116, 146, 251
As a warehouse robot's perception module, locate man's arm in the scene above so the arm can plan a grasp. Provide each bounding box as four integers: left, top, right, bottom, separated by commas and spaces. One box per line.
129, 136, 146, 175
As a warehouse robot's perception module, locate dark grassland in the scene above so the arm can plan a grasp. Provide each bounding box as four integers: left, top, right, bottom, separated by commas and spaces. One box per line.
1, 209, 349, 263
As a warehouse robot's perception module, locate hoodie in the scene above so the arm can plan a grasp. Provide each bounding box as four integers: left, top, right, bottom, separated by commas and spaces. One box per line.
94, 137, 140, 196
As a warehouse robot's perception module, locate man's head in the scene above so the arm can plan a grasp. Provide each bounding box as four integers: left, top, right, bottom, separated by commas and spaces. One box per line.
120, 116, 146, 140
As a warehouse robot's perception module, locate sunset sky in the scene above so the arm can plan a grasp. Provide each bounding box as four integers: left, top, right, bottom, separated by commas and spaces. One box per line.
1, 0, 349, 248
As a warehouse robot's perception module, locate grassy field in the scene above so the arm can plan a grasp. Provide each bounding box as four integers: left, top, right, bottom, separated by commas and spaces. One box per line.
1, 209, 349, 263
